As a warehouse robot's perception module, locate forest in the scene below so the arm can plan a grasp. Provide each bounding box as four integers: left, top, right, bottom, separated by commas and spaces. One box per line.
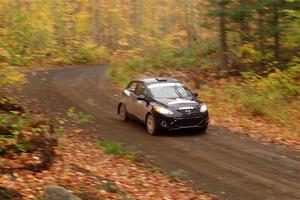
0, 0, 299, 140
0, 1, 300, 199
0, 0, 299, 68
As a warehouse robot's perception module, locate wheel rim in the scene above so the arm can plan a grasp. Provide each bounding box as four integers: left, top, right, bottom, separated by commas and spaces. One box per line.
147, 115, 155, 134
119, 105, 126, 120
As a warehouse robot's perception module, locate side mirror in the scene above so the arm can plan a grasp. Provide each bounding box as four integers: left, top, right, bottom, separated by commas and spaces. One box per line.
137, 95, 146, 101
193, 92, 199, 97
128, 88, 135, 92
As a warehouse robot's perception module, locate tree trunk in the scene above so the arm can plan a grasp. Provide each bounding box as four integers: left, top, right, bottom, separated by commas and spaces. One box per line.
219, 13, 228, 68
273, 5, 280, 61
51, 0, 65, 47
258, 8, 265, 56
133, 0, 143, 46
91, 0, 102, 45
181, 0, 198, 46
239, 0, 249, 41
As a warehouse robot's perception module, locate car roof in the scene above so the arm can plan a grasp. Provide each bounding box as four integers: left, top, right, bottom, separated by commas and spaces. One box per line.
134, 77, 180, 84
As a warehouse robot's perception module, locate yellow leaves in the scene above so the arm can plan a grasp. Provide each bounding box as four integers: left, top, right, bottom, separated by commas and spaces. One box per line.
66, 3, 77, 14
75, 12, 91, 33
201, 32, 212, 40
0, 65, 27, 87
0, 103, 211, 199
118, 38, 129, 46
235, 43, 261, 64
176, 30, 188, 37
0, 47, 11, 61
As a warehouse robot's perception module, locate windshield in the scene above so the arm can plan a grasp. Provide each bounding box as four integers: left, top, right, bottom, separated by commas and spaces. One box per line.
148, 83, 192, 99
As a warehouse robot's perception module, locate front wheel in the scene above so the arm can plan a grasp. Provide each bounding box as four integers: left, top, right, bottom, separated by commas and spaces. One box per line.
146, 114, 158, 135
119, 104, 128, 122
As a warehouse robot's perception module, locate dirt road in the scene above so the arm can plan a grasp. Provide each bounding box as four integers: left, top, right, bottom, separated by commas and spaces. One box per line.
22, 65, 300, 200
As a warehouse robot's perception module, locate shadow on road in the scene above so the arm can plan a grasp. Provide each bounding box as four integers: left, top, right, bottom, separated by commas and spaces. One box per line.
125, 119, 207, 138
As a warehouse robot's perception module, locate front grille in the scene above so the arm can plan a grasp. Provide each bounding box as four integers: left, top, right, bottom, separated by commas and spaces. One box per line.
177, 109, 199, 116
175, 116, 203, 127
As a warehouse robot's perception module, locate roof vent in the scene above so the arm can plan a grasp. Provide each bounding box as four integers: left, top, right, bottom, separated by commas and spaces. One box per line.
155, 77, 168, 82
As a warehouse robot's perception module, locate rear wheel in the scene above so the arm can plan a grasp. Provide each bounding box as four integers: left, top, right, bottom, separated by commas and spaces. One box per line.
119, 104, 128, 122
146, 114, 158, 135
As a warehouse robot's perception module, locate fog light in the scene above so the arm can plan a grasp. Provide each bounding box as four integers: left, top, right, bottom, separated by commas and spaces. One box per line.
161, 121, 168, 128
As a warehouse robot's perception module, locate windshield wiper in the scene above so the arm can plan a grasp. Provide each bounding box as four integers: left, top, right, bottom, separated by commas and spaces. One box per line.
174, 85, 183, 98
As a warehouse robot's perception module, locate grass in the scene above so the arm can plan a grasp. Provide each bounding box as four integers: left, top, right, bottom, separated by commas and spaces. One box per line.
151, 166, 164, 174
199, 67, 300, 139
98, 180, 123, 194
170, 169, 188, 181
0, 107, 55, 153
95, 140, 136, 160
67, 107, 93, 125
0, 187, 21, 199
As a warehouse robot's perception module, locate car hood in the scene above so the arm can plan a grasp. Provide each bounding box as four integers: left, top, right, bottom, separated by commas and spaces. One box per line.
154, 98, 201, 110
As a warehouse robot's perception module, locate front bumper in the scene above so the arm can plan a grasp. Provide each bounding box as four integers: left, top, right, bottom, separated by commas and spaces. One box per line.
153, 112, 209, 130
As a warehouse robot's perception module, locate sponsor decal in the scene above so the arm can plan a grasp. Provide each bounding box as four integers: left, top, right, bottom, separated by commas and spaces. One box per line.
168, 99, 196, 105
148, 83, 182, 88
179, 107, 194, 110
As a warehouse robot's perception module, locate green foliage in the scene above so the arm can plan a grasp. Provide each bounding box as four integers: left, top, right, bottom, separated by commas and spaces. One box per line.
0, 108, 53, 153
0, 48, 26, 87
67, 107, 93, 125
284, 9, 300, 47
96, 140, 122, 155
170, 169, 188, 181
0, 1, 111, 67
202, 65, 300, 136
143, 36, 196, 70
0, 65, 26, 87
86, 99, 97, 107
96, 140, 136, 159
231, 44, 272, 68
0, 112, 25, 135
0, 0, 299, 72
14, 142, 33, 153
0, 187, 20, 200
109, 36, 219, 87
54, 127, 64, 136
151, 166, 164, 174
98, 181, 124, 194
72, 44, 110, 64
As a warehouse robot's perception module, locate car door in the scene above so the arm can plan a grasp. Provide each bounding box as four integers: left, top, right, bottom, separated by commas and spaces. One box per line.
123, 81, 138, 115
134, 82, 149, 121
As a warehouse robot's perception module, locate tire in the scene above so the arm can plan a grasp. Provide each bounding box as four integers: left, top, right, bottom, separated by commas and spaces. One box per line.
119, 104, 128, 122
146, 114, 158, 135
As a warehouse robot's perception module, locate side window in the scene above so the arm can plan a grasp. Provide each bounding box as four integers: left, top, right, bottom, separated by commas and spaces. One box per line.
135, 82, 147, 96
127, 82, 138, 92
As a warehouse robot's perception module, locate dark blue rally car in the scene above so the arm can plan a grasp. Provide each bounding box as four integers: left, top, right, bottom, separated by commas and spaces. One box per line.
117, 77, 209, 135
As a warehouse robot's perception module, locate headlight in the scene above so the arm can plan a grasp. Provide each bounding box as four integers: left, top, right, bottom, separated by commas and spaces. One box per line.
154, 106, 174, 115
200, 104, 207, 112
